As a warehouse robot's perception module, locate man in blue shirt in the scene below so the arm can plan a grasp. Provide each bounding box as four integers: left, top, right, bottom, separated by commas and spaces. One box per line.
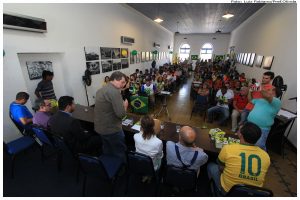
9, 92, 33, 130
247, 84, 281, 151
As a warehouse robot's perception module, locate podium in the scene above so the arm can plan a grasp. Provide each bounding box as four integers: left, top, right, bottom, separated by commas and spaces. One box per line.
266, 109, 296, 157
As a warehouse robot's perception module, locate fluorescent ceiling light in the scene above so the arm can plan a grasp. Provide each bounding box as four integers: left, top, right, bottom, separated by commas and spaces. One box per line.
222, 13, 234, 19
154, 18, 163, 23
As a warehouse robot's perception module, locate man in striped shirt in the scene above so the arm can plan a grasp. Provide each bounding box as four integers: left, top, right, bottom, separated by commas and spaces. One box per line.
35, 70, 56, 100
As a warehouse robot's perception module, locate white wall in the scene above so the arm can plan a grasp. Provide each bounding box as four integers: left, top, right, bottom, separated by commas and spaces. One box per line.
228, 4, 297, 147
174, 33, 231, 58
3, 3, 174, 142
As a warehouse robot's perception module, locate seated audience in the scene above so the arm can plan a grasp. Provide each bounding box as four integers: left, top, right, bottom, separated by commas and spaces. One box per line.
48, 96, 102, 156
231, 87, 248, 132
32, 98, 52, 129
207, 122, 271, 195
141, 78, 157, 106
134, 115, 163, 171
207, 86, 234, 125
102, 76, 110, 86
166, 126, 208, 174
247, 84, 281, 151
9, 91, 33, 131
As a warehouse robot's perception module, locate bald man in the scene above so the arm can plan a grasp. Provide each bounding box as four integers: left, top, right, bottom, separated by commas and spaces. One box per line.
166, 126, 208, 173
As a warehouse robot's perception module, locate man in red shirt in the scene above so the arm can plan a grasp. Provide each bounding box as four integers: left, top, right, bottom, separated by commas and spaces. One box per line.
231, 87, 248, 132
239, 71, 274, 126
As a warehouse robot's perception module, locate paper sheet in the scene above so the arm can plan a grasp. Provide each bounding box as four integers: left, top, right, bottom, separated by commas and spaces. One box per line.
277, 109, 296, 119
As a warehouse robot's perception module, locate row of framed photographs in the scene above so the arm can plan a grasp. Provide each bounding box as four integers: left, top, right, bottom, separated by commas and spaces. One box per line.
86, 59, 129, 75
236, 53, 274, 70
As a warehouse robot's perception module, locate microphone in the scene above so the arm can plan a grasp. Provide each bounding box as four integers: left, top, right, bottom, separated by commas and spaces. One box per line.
289, 97, 297, 100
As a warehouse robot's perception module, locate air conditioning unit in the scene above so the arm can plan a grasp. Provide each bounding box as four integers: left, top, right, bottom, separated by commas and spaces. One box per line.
121, 36, 135, 45
3, 12, 47, 33
153, 43, 160, 48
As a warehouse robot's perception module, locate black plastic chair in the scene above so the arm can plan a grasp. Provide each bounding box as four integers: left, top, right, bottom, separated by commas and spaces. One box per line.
78, 153, 123, 196
32, 126, 63, 171
190, 94, 210, 120
126, 151, 160, 196
226, 184, 273, 197
163, 165, 198, 194
4, 136, 36, 178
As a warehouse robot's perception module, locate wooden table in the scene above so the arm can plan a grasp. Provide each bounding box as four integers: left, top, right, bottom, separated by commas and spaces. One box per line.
73, 104, 224, 154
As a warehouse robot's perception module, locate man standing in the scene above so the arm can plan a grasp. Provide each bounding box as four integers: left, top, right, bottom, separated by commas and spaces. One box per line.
32, 98, 52, 129
247, 84, 281, 151
207, 122, 271, 195
166, 126, 208, 175
48, 96, 102, 156
35, 70, 56, 100
239, 71, 275, 125
94, 71, 128, 163
9, 92, 33, 131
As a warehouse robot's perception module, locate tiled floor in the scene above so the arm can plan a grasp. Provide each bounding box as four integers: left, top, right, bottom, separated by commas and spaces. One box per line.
145, 75, 297, 197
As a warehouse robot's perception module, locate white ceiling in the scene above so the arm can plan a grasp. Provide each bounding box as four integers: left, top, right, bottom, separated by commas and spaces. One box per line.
127, 3, 265, 34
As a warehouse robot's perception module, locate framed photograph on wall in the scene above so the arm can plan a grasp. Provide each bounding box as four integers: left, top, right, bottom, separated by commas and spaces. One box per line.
246, 53, 251, 65
84, 46, 100, 61
86, 61, 100, 75
100, 47, 112, 59
149, 52, 153, 61
244, 53, 248, 64
121, 59, 129, 69
249, 53, 256, 66
253, 55, 264, 68
262, 56, 274, 70
26, 61, 53, 80
141, 52, 146, 62
240, 53, 244, 64
112, 59, 121, 71
136, 52, 141, 63
145, 51, 150, 61
112, 48, 121, 59
101, 60, 112, 73
130, 53, 135, 64
121, 48, 128, 58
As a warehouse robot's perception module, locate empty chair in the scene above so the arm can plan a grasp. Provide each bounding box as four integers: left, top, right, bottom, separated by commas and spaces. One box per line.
78, 153, 123, 196
32, 126, 63, 171
226, 184, 273, 197
4, 136, 36, 178
126, 151, 160, 196
163, 165, 198, 195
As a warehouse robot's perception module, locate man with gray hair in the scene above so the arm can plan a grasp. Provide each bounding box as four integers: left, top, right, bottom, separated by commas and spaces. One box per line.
94, 71, 128, 163
166, 126, 208, 174
33, 98, 52, 129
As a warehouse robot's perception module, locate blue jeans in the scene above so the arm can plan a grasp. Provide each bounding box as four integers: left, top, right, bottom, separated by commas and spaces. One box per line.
207, 162, 226, 196
207, 106, 230, 125
255, 128, 270, 151
239, 109, 250, 126
101, 130, 127, 163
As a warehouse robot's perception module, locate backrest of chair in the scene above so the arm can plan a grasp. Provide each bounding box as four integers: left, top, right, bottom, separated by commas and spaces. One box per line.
32, 127, 53, 146
78, 153, 108, 180
164, 165, 197, 190
196, 95, 208, 105
127, 151, 155, 177
9, 112, 25, 135
226, 184, 273, 197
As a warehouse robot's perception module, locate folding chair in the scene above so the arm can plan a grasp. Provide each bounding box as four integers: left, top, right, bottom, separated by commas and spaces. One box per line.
126, 151, 160, 196
163, 165, 198, 195
78, 153, 123, 196
4, 136, 36, 178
